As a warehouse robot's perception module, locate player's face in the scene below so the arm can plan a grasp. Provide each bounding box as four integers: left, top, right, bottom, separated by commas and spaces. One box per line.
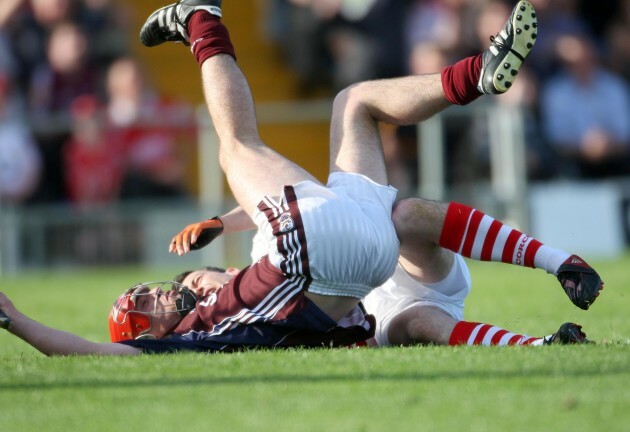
132, 286, 182, 338
181, 268, 239, 297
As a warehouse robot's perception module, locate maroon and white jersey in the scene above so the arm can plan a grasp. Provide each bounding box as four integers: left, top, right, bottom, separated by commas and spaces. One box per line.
161, 256, 375, 349
251, 172, 399, 299
161, 173, 397, 349
175, 256, 310, 337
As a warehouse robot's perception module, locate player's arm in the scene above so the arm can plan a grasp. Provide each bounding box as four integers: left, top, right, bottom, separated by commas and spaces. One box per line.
170, 205, 256, 255
0, 292, 140, 356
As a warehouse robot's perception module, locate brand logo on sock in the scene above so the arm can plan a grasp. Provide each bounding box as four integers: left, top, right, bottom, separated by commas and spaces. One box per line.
190, 37, 204, 53
571, 257, 583, 264
515, 235, 531, 265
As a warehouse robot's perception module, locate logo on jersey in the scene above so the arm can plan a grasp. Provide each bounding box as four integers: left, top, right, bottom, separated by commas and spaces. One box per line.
278, 212, 295, 233
199, 292, 217, 308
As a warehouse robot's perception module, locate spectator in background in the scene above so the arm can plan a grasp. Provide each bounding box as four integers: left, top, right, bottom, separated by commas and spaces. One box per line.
263, 0, 333, 95
0, 68, 41, 205
3, 0, 130, 204
104, 57, 190, 201
383, 41, 452, 197
119, 139, 189, 201
605, 0, 630, 82
328, 0, 407, 88
27, 19, 100, 202
0, 0, 25, 28
3, 0, 128, 93
29, 20, 97, 120
0, 33, 41, 205
526, 0, 590, 80
396, 0, 475, 193
405, 0, 467, 62
269, 0, 406, 95
540, 32, 630, 179
466, 0, 554, 181
63, 94, 124, 207
2, 0, 71, 88
80, 0, 131, 69
62, 94, 130, 265
468, 66, 555, 181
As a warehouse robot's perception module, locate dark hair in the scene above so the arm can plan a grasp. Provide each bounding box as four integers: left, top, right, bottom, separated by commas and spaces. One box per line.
173, 266, 227, 284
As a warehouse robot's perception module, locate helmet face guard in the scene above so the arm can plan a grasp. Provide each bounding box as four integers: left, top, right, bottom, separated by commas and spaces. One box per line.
108, 281, 198, 342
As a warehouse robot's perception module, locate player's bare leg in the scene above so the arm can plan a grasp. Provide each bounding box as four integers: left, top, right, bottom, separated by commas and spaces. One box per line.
330, 0, 539, 185
386, 305, 589, 346
330, 73, 450, 185
199, 54, 319, 216
392, 198, 603, 310
140, 1, 319, 217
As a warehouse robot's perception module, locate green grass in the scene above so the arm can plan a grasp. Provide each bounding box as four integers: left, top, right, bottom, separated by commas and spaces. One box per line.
0, 254, 629, 432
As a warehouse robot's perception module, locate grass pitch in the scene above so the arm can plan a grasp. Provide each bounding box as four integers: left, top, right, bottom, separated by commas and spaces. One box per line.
0, 254, 629, 432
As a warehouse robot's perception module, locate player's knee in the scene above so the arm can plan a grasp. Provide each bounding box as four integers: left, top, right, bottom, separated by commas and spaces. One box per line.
389, 306, 455, 346
388, 313, 434, 346
392, 198, 446, 239
391, 199, 415, 238
332, 83, 365, 116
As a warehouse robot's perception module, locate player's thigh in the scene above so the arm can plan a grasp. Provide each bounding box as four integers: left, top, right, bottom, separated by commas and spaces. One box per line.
328, 84, 389, 185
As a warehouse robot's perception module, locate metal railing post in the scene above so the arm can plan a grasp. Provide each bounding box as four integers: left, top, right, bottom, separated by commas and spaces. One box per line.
417, 114, 445, 201
488, 105, 529, 231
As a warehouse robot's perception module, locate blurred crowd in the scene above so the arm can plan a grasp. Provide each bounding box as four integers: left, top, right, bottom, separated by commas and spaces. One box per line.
1, 0, 629, 207
0, 0, 194, 208
266, 0, 630, 196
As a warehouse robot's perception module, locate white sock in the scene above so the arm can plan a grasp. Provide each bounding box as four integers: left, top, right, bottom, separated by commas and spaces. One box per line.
534, 245, 571, 275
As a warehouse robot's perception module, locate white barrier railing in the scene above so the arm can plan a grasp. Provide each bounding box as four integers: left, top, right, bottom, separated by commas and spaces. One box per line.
0, 100, 531, 274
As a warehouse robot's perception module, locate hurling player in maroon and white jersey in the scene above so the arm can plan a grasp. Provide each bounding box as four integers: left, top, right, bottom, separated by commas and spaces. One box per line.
0, 1, 602, 355
170, 193, 602, 348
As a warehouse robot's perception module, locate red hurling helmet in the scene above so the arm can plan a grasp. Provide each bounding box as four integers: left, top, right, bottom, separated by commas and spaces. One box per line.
108, 281, 198, 342
109, 285, 153, 342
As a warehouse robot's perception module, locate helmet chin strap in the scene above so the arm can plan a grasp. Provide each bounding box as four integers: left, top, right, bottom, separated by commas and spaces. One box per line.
175, 288, 198, 317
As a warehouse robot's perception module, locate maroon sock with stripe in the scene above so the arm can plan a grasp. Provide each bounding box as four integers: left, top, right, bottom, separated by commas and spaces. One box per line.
187, 11, 236, 67
440, 54, 483, 105
449, 321, 547, 346
439, 202, 569, 274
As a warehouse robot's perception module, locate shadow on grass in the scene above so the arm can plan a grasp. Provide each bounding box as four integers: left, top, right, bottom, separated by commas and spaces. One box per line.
1, 366, 629, 392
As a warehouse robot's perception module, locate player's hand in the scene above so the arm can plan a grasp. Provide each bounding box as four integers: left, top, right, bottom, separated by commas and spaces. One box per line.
0, 292, 15, 330
169, 217, 224, 256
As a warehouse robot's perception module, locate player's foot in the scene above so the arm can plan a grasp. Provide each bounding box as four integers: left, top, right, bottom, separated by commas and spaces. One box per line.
557, 255, 603, 310
140, 0, 223, 47
544, 322, 590, 345
477, 0, 537, 94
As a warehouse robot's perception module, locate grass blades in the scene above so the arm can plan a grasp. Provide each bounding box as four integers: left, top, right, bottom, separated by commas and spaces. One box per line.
0, 254, 628, 431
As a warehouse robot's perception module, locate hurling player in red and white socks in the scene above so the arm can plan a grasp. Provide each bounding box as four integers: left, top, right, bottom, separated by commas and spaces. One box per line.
0, 0, 602, 355
362, 198, 601, 347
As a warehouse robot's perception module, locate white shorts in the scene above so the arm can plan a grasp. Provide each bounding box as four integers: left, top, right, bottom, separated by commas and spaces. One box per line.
251, 172, 400, 299
362, 254, 472, 346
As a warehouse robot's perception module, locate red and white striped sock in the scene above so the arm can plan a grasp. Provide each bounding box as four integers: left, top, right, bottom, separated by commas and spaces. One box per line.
449, 321, 547, 346
439, 202, 570, 275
